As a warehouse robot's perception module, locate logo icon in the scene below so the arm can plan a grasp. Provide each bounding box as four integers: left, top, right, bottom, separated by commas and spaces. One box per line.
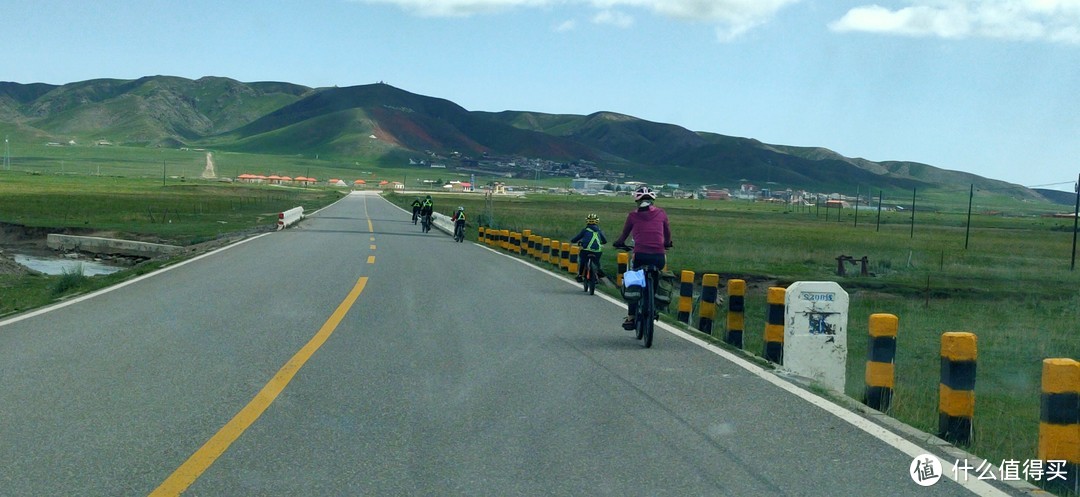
910, 454, 943, 486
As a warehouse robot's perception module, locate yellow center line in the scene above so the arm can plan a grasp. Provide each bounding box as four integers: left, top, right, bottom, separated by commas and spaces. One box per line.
367, 255, 376, 264
149, 277, 369, 496
363, 193, 374, 233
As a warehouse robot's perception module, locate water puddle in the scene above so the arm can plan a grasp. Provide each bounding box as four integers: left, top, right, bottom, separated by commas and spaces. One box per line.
12, 253, 126, 276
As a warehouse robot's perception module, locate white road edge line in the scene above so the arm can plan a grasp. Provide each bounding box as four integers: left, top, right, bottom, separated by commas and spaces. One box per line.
0, 193, 352, 330
0, 233, 274, 329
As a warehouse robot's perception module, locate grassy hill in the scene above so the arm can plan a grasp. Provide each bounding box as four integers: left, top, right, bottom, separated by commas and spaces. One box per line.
0, 76, 1049, 199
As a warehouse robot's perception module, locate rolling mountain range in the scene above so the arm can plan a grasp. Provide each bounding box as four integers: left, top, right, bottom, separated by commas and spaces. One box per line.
0, 75, 1051, 200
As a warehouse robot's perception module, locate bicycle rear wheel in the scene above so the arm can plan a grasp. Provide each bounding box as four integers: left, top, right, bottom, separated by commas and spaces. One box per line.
642, 273, 655, 348
634, 303, 645, 340
586, 260, 597, 295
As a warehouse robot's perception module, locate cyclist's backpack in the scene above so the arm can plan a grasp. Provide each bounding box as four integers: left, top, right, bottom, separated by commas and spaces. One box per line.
622, 269, 645, 302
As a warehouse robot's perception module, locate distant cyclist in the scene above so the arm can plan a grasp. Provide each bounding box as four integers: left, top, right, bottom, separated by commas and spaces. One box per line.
452, 206, 467, 241
410, 197, 423, 224
570, 213, 606, 282
613, 186, 672, 330
420, 195, 434, 224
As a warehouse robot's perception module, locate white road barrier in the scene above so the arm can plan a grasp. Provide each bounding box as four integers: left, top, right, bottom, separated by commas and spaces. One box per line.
277, 207, 304, 230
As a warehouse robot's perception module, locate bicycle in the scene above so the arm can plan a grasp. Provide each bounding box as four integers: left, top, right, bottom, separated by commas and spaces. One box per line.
421, 213, 432, 233
615, 245, 670, 348
581, 252, 599, 295
453, 221, 465, 242
412, 209, 419, 225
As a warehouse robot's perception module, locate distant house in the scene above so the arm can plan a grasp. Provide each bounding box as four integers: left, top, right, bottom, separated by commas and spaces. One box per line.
571, 178, 609, 193
449, 181, 474, 192
704, 189, 731, 200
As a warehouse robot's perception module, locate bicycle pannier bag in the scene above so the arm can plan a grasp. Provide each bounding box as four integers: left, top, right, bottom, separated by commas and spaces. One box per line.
623, 269, 645, 302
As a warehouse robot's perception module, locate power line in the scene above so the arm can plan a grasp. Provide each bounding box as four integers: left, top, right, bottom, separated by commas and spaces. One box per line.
1024, 181, 1075, 189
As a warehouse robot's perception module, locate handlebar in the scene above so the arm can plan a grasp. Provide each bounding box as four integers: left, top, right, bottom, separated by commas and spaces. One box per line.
613, 243, 672, 251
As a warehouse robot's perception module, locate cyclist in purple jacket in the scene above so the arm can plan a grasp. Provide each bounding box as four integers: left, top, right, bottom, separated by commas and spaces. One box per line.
613, 186, 672, 330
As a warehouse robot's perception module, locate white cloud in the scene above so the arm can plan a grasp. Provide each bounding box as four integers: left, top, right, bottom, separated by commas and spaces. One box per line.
592, 9, 634, 28
356, 0, 550, 16
829, 0, 1080, 44
355, 0, 799, 39
555, 19, 577, 31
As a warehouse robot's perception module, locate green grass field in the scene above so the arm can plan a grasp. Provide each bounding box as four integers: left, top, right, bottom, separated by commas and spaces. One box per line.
384, 189, 1080, 483
2, 144, 1078, 492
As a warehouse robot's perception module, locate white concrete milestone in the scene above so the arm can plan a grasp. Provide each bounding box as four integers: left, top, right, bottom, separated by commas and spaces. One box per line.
783, 281, 849, 392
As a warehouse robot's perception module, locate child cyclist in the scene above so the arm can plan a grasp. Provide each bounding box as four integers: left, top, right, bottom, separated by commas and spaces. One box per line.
570, 213, 607, 282
612, 186, 672, 330
451, 206, 467, 240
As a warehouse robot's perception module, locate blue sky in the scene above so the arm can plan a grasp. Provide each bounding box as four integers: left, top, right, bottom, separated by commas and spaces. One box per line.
5, 0, 1079, 191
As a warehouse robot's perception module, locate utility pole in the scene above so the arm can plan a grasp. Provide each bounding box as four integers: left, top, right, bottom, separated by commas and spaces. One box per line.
3, 135, 9, 170
1072, 174, 1079, 270
964, 184, 974, 250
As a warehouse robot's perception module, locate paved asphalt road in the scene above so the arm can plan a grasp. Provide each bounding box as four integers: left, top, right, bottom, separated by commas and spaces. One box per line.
0, 191, 1024, 496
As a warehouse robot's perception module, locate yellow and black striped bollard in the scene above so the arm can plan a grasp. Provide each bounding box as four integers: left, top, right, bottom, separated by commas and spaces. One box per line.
569, 245, 580, 275
511, 232, 520, 254
501, 229, 510, 251
764, 287, 785, 364
697, 274, 719, 335
864, 313, 897, 412
726, 279, 745, 348
541, 238, 551, 263
522, 230, 531, 255
677, 270, 695, 324
939, 332, 976, 445
1040, 358, 1079, 494
616, 252, 628, 288
560, 242, 570, 272
532, 235, 542, 261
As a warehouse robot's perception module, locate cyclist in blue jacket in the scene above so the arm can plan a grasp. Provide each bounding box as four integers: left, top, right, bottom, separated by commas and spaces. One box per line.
570, 213, 607, 282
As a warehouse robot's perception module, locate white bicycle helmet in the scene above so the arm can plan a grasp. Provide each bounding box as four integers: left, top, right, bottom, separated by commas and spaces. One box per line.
632, 186, 657, 202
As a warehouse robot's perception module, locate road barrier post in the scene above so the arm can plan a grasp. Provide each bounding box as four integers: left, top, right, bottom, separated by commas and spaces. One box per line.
865, 313, 897, 412
764, 287, 785, 364
560, 242, 571, 272
1040, 358, 1079, 494
939, 332, 977, 445
569, 245, 580, 275
551, 240, 561, 268
617, 252, 628, 288
677, 270, 695, 324
542, 238, 551, 263
697, 274, 719, 335
726, 279, 745, 348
